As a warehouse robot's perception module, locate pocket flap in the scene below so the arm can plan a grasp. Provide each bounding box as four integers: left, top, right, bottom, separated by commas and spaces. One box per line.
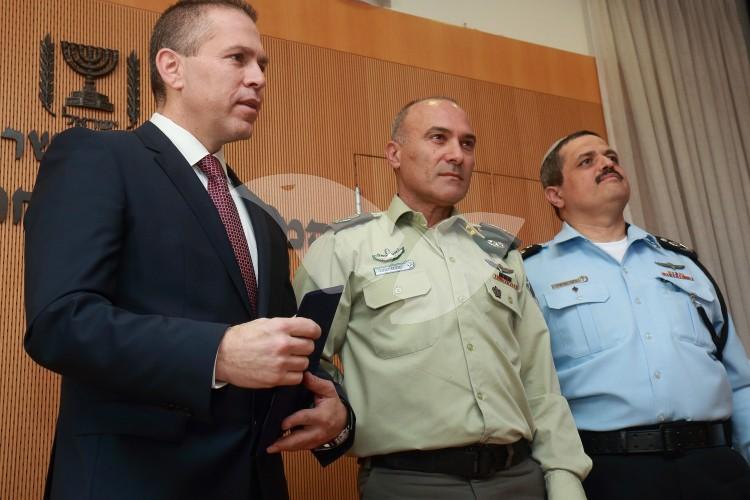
544, 283, 610, 310
658, 274, 714, 302
485, 279, 521, 316
74, 402, 190, 442
363, 270, 431, 309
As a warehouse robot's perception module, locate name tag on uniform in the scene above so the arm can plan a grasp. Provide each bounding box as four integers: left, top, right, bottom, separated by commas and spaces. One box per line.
551, 275, 589, 289
373, 260, 415, 276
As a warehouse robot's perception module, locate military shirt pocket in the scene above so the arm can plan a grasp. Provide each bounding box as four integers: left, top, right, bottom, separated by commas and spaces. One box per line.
658, 275, 716, 348
484, 278, 521, 317
363, 270, 431, 309
543, 284, 615, 358
362, 270, 435, 358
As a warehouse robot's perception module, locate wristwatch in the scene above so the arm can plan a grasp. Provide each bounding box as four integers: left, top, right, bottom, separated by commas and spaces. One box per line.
319, 418, 352, 449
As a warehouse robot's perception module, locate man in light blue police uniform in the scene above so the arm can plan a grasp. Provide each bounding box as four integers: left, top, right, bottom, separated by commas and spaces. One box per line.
522, 130, 750, 500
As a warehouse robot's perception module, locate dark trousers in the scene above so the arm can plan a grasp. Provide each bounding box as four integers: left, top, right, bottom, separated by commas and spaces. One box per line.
584, 447, 750, 500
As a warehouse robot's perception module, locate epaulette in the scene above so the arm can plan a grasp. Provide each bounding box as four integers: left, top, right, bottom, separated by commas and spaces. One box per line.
656, 235, 698, 260
520, 244, 543, 260
468, 222, 520, 258
330, 212, 380, 233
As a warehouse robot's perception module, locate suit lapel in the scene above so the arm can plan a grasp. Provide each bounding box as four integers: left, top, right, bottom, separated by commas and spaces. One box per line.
227, 169, 273, 318
134, 122, 254, 317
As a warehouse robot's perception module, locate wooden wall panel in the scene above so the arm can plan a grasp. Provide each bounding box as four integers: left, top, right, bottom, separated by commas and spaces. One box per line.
106, 0, 602, 105
1, 1, 604, 499
355, 156, 396, 212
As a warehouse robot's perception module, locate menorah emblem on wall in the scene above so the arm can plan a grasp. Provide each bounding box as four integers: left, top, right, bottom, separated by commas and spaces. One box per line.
61, 41, 119, 112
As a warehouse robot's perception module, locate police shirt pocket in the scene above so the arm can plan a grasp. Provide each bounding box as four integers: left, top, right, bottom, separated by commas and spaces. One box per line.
543, 284, 612, 358
658, 275, 716, 348
362, 270, 435, 358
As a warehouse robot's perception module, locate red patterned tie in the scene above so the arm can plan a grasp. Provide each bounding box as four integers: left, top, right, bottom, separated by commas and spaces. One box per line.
197, 154, 258, 314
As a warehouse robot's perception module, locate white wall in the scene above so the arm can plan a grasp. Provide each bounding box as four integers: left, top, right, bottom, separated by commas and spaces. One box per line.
387, 0, 592, 55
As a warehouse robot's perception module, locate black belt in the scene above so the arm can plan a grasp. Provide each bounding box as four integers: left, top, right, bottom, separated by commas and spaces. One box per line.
365, 441, 531, 479
580, 420, 731, 455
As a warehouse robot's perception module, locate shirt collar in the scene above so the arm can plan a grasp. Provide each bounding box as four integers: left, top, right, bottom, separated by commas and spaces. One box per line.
384, 195, 463, 234
150, 112, 227, 172
551, 222, 659, 248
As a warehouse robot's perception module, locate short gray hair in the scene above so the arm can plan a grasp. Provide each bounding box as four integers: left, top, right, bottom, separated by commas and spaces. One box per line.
390, 96, 460, 143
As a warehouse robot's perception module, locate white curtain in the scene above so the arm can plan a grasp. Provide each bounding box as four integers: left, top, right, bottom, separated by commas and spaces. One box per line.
584, 0, 750, 348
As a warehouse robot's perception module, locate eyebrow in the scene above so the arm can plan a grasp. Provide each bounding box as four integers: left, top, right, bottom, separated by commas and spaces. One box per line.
225, 45, 270, 65
424, 126, 477, 142
575, 148, 618, 162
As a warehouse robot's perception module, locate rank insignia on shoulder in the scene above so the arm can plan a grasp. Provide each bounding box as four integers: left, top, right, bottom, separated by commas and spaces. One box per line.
492, 286, 502, 299
330, 212, 380, 233
519, 244, 542, 260
464, 223, 481, 237
656, 236, 697, 259
372, 246, 405, 262
655, 261, 686, 270
468, 222, 520, 258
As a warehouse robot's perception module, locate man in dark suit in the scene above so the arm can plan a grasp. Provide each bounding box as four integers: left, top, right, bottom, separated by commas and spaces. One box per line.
23, 1, 352, 499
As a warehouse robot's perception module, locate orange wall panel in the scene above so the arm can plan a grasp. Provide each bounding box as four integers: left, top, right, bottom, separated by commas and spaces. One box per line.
104, 0, 601, 104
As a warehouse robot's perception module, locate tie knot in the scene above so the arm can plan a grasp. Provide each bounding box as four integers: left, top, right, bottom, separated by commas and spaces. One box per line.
197, 154, 224, 181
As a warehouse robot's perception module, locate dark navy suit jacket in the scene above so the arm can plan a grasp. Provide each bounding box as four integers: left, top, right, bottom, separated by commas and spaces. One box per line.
24, 122, 350, 500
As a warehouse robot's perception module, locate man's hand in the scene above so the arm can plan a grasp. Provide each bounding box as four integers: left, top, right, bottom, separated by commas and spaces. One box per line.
214, 317, 320, 388
266, 371, 348, 453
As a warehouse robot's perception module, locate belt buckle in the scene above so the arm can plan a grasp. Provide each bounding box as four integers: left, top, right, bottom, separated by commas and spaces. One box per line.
660, 425, 683, 456
504, 444, 515, 468
473, 447, 494, 479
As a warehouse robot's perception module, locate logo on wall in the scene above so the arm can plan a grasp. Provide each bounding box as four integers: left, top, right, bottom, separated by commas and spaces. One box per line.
0, 34, 143, 226
38, 33, 140, 130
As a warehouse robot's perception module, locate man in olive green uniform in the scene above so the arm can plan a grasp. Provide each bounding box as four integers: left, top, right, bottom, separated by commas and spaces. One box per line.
293, 97, 590, 500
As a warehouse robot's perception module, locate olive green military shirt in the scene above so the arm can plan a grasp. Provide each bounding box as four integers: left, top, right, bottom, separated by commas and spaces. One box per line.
293, 196, 591, 500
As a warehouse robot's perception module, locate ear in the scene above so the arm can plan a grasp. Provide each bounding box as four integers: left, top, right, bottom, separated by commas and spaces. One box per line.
544, 185, 565, 210
155, 48, 185, 92
385, 140, 402, 172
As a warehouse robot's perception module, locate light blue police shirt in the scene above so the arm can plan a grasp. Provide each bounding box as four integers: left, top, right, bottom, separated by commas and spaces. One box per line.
524, 223, 750, 461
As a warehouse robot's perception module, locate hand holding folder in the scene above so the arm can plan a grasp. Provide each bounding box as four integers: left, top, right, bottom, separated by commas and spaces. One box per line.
258, 286, 344, 453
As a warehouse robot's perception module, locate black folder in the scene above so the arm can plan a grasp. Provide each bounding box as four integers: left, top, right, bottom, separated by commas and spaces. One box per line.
256, 286, 343, 453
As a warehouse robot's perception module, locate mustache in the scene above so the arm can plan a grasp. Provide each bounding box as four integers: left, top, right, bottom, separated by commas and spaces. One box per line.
596, 166, 623, 184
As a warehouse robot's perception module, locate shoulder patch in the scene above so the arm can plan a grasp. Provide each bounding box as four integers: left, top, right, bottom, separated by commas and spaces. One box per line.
520, 244, 543, 260
656, 235, 697, 259
330, 212, 380, 233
